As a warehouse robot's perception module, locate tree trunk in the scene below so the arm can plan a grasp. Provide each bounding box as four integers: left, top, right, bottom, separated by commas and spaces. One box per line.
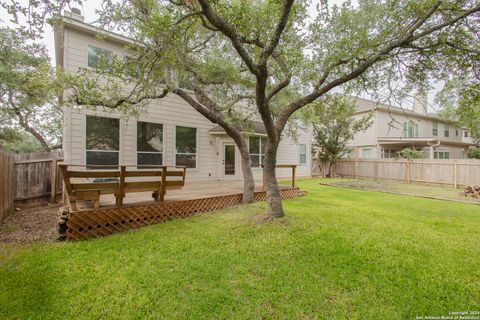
263, 140, 284, 218
239, 145, 255, 203
327, 161, 333, 178
174, 88, 256, 203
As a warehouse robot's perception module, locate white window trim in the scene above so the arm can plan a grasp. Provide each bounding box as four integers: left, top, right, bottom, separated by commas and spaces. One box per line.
86, 44, 116, 70
404, 121, 418, 138
361, 148, 372, 159
136, 121, 165, 167
174, 126, 198, 170
299, 144, 307, 165
434, 151, 450, 159
248, 136, 266, 168
84, 114, 121, 169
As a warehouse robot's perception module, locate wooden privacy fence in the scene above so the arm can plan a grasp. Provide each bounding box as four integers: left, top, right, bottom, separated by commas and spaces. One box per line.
335, 158, 480, 187
13, 151, 64, 207
0, 151, 14, 224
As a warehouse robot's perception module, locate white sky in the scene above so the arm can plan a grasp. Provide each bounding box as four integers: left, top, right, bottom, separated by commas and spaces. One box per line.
0, 0, 440, 111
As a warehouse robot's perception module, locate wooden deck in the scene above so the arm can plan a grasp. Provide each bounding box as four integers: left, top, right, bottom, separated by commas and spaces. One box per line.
75, 180, 277, 211
64, 181, 305, 240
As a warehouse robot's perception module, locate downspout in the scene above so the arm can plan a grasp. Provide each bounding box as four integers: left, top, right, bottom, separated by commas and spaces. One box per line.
427, 140, 441, 159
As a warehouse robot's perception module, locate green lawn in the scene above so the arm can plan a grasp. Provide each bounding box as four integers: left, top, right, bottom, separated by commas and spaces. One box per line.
1, 179, 480, 319
324, 178, 480, 204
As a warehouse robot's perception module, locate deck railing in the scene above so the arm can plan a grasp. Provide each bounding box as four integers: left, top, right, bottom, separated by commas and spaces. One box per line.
262, 164, 297, 190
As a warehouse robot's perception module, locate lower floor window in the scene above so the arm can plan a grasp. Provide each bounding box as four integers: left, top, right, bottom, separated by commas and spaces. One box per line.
434, 151, 450, 159
86, 115, 120, 168
249, 136, 267, 167
175, 126, 197, 168
340, 149, 354, 159
86, 151, 119, 167
137, 121, 163, 166
361, 148, 372, 159
137, 153, 163, 166
381, 149, 399, 159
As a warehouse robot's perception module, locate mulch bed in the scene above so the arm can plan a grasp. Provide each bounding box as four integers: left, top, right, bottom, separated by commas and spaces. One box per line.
0, 205, 60, 243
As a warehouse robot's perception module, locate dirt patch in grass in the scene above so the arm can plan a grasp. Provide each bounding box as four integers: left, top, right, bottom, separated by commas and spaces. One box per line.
323, 179, 480, 205
0, 205, 59, 243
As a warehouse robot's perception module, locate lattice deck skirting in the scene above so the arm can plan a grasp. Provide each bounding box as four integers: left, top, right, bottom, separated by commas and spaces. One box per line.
66, 187, 306, 240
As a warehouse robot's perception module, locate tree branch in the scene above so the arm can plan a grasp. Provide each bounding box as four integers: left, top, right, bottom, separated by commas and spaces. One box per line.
73, 88, 169, 109
196, 0, 259, 75
260, 0, 295, 63
8, 93, 51, 151
276, 2, 480, 132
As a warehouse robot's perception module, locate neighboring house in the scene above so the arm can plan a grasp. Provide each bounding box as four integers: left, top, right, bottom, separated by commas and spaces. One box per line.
54, 10, 312, 181
349, 97, 476, 159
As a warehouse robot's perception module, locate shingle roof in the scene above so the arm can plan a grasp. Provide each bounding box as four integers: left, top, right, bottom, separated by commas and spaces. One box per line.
209, 121, 267, 135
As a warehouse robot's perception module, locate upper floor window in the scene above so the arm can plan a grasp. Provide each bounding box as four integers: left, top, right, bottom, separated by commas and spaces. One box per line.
86, 115, 119, 168
456, 129, 459, 136
249, 136, 267, 167
444, 124, 450, 137
137, 122, 163, 166
299, 144, 307, 164
464, 131, 469, 138
175, 126, 197, 168
87, 45, 114, 71
404, 121, 418, 138
123, 55, 140, 78
432, 122, 438, 136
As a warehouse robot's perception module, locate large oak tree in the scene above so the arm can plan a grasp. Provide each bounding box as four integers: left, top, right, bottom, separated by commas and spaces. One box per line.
5, 0, 479, 218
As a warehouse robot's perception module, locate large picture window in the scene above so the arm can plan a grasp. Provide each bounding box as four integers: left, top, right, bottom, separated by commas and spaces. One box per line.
87, 45, 114, 70
175, 126, 197, 168
299, 144, 307, 164
249, 136, 267, 167
86, 116, 119, 167
137, 122, 163, 166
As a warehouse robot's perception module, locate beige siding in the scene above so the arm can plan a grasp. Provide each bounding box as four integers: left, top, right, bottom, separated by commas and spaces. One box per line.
61, 25, 312, 181
349, 112, 376, 147
375, 110, 464, 143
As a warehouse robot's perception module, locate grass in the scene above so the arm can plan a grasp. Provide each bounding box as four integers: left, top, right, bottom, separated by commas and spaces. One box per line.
325, 178, 480, 204
1, 179, 480, 319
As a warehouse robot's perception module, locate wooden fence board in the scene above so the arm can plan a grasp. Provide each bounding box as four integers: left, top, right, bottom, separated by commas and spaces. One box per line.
333, 158, 480, 187
12, 150, 63, 207
0, 151, 14, 224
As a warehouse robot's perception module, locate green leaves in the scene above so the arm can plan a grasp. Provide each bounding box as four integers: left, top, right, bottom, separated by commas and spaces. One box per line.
436, 78, 480, 144
305, 95, 372, 162
0, 27, 63, 151
398, 147, 425, 159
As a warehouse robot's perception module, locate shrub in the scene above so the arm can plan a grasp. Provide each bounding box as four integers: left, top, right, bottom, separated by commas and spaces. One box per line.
467, 147, 480, 159
398, 147, 424, 159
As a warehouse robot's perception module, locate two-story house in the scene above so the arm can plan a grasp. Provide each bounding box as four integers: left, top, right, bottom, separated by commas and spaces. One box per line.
54, 10, 312, 181
349, 97, 476, 159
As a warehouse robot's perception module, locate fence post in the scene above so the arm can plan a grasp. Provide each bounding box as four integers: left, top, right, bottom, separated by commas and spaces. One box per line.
292, 165, 296, 188
354, 147, 359, 179
453, 161, 458, 189
406, 160, 411, 184
50, 153, 57, 203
